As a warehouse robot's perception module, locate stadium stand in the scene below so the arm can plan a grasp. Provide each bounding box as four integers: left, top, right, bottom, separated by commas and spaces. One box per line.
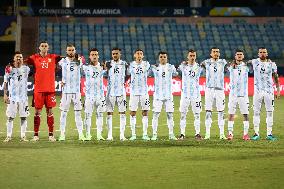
36, 17, 284, 65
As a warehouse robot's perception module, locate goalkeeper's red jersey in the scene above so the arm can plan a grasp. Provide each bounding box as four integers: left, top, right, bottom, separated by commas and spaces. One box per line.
26, 54, 60, 93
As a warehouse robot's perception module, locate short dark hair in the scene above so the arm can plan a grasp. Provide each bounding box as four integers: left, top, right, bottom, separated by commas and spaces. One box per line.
188, 49, 196, 53
235, 49, 244, 54
210, 47, 219, 51
14, 51, 22, 55
112, 47, 121, 51
89, 48, 99, 54
134, 48, 143, 53
66, 43, 75, 48
258, 47, 266, 50
158, 51, 168, 56
39, 41, 48, 46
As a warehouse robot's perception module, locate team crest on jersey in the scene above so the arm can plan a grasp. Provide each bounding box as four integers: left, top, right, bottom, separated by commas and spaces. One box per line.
48, 58, 52, 62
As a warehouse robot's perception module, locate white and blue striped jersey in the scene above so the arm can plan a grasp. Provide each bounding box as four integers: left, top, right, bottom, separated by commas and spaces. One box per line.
178, 62, 201, 98
107, 60, 127, 96
252, 58, 277, 94
4, 65, 30, 102
128, 60, 150, 96
228, 62, 249, 97
59, 57, 81, 94
203, 58, 227, 89
83, 64, 105, 99
152, 63, 177, 100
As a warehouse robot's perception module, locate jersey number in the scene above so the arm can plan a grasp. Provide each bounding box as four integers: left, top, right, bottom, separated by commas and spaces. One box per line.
260, 67, 266, 74
213, 65, 217, 72
162, 71, 166, 77
238, 69, 241, 75
114, 67, 120, 74
41, 62, 49, 68
136, 67, 143, 74
18, 75, 22, 81
70, 65, 74, 71
92, 72, 99, 78
188, 70, 195, 77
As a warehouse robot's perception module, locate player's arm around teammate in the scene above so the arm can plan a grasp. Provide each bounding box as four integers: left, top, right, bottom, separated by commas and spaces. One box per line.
177, 49, 203, 140
201, 47, 227, 140
3, 52, 30, 142
58, 44, 85, 141
25, 41, 61, 142
151, 51, 177, 141
82, 48, 106, 141
105, 48, 128, 141
128, 49, 151, 141
227, 49, 250, 141
249, 47, 280, 141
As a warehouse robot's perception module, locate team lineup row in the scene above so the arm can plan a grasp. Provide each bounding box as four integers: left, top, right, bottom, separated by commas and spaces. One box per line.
2, 41, 280, 142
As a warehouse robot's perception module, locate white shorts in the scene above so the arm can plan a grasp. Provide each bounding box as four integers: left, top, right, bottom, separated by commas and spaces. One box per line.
205, 88, 225, 111
253, 91, 274, 112
152, 98, 174, 113
228, 95, 249, 115
60, 93, 82, 111
179, 95, 202, 114
129, 95, 150, 111
85, 97, 106, 114
106, 95, 127, 112
6, 100, 30, 118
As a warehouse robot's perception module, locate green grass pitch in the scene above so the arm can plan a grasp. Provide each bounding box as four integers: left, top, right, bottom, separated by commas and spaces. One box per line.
0, 96, 283, 189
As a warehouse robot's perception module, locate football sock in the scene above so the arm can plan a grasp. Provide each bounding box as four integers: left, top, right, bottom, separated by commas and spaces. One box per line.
142, 116, 148, 136
180, 112, 187, 135
266, 111, 273, 136
152, 112, 160, 135
96, 112, 103, 136
120, 114, 126, 136
34, 114, 40, 136
47, 114, 54, 136
107, 115, 113, 138
205, 111, 212, 136
243, 121, 249, 135
20, 117, 27, 138
85, 113, 92, 136
253, 111, 260, 135
60, 111, 67, 136
130, 115, 136, 136
6, 118, 13, 137
218, 111, 225, 135
167, 112, 174, 135
75, 111, 83, 135
228, 121, 234, 135
194, 113, 201, 135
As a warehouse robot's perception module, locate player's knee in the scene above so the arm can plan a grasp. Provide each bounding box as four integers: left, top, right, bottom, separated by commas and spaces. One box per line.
96, 112, 103, 118
20, 117, 27, 121
243, 114, 249, 121
130, 111, 136, 116
74, 111, 82, 122
153, 112, 160, 119
194, 113, 200, 120
266, 112, 273, 125
167, 112, 173, 120
180, 112, 187, 120
254, 111, 260, 117
142, 110, 148, 116
8, 117, 14, 122
205, 111, 212, 120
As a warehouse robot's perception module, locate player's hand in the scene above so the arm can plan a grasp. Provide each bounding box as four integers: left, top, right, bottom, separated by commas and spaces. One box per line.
4, 94, 10, 104
61, 81, 65, 88
5, 64, 13, 74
